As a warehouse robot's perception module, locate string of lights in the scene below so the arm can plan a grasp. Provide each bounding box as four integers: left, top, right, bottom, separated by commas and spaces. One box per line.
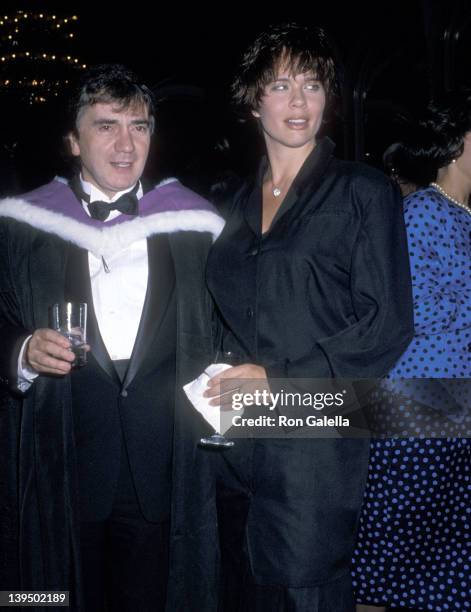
0, 13, 79, 27
1, 53, 86, 66
0, 10, 86, 105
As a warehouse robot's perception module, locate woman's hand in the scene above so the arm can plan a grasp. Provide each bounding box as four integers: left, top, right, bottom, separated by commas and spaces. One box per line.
204, 363, 269, 409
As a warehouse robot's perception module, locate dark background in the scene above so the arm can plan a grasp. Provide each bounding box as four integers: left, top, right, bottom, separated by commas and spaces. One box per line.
1, 0, 470, 197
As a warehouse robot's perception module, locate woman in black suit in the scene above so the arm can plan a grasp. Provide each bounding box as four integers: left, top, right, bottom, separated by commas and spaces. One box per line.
204, 22, 414, 612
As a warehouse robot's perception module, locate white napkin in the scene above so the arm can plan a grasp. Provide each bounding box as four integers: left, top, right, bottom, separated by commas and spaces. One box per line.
183, 363, 242, 434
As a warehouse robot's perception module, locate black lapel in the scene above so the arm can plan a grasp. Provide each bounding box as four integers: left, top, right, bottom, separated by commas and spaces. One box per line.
270, 137, 335, 227
64, 244, 120, 385
293, 137, 335, 191
243, 163, 264, 236
243, 182, 263, 236
245, 137, 336, 234
122, 234, 175, 389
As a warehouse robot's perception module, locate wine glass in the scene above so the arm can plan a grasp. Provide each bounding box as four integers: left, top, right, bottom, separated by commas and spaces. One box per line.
199, 350, 241, 449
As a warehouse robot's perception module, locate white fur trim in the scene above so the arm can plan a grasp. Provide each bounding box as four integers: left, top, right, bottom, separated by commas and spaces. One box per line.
0, 198, 225, 258
155, 177, 178, 187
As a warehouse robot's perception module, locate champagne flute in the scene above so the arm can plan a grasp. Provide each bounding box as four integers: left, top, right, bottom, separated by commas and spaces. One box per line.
199, 350, 241, 448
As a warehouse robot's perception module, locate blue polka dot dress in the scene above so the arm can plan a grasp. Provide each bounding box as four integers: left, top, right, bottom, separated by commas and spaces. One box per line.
352, 186, 471, 610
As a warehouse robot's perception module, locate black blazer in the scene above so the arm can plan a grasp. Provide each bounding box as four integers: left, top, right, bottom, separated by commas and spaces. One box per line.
205, 138, 415, 585
207, 137, 414, 381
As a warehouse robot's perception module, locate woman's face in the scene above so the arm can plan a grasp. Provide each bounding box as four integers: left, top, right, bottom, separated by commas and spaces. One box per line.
252, 65, 326, 153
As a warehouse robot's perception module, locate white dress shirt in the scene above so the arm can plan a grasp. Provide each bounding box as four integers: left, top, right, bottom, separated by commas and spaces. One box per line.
17, 177, 148, 390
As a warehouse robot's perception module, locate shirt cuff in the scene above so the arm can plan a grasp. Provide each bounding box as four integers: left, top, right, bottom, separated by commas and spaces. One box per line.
17, 335, 38, 391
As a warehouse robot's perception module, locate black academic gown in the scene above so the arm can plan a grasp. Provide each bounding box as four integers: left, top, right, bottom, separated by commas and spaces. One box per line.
0, 209, 221, 611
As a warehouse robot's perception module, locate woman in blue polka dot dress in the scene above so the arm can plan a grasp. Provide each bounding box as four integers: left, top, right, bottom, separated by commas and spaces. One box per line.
353, 93, 471, 612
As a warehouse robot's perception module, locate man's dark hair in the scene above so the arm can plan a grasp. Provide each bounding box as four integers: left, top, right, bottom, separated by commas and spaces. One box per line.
232, 22, 340, 116
68, 64, 155, 134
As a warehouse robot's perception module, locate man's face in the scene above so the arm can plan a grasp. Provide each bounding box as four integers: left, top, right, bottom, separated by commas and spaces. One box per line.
69, 101, 152, 197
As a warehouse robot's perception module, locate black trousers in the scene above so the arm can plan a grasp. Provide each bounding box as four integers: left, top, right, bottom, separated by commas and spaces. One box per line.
79, 441, 169, 612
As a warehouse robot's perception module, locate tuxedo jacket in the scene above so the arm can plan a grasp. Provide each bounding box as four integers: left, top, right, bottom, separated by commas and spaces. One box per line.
0, 178, 224, 610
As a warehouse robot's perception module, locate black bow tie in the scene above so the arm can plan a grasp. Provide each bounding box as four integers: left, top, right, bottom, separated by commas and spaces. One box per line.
87, 190, 139, 221
69, 177, 140, 221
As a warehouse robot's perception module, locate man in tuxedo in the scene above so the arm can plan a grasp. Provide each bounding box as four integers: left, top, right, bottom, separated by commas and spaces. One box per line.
0, 64, 223, 611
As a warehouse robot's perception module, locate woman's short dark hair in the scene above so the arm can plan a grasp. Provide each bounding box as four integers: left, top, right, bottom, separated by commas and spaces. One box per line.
413, 90, 471, 170
67, 64, 155, 134
232, 22, 340, 115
